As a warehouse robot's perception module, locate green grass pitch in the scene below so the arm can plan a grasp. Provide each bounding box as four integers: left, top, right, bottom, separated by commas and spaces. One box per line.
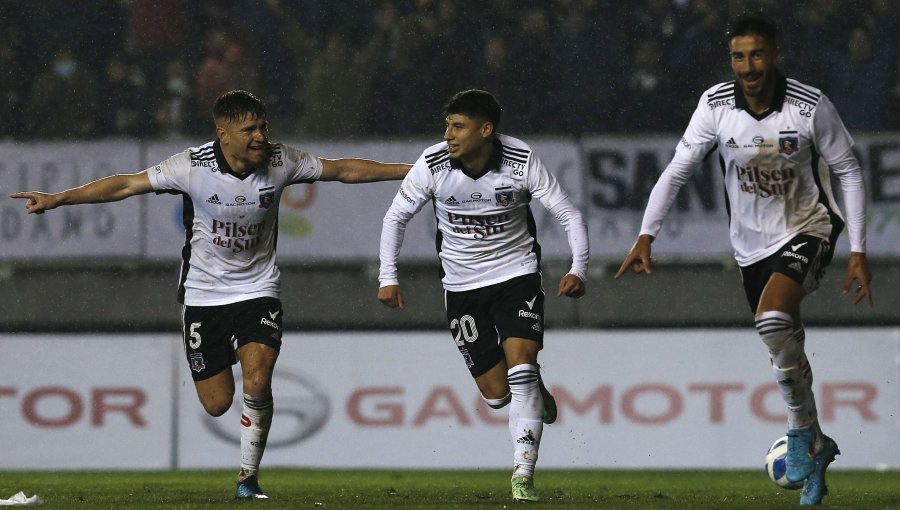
1, 469, 898, 509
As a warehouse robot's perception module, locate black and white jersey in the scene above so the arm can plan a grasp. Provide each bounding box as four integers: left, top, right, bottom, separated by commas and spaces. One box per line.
640, 73, 866, 266
147, 140, 323, 305
379, 134, 588, 292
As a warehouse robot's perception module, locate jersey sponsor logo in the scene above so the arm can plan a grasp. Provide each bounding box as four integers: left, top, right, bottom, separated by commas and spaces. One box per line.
785, 95, 815, 116
447, 212, 510, 239
502, 158, 526, 171
430, 160, 451, 175
791, 241, 808, 251
679, 137, 692, 150
525, 296, 537, 310
460, 193, 491, 205
191, 160, 216, 168
781, 250, 809, 264
398, 187, 416, 205
260, 316, 281, 330
444, 195, 459, 205
736, 165, 797, 198
788, 261, 804, 273
206, 194, 222, 204
518, 309, 541, 320
531, 321, 543, 332
269, 309, 281, 320
223, 195, 257, 207
741, 136, 773, 149
211, 219, 266, 253
725, 137, 739, 148
707, 97, 735, 110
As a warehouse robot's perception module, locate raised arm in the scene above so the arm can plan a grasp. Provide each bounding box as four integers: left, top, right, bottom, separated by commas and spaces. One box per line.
10, 171, 154, 214
319, 158, 411, 183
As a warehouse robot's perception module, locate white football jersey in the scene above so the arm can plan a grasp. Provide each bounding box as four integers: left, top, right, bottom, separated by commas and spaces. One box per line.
641, 73, 866, 266
380, 134, 588, 292
147, 140, 323, 305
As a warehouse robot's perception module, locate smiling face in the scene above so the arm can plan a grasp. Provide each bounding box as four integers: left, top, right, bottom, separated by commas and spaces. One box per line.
444, 113, 493, 164
216, 113, 270, 173
730, 33, 779, 112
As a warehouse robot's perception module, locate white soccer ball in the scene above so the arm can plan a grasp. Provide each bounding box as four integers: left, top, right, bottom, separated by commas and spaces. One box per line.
765, 435, 803, 490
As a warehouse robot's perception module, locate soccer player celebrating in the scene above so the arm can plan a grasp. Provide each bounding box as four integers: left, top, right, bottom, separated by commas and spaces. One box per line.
377, 89, 589, 502
12, 90, 410, 500
615, 12, 873, 506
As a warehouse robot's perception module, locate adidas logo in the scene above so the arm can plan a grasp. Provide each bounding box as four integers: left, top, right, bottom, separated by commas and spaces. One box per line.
206, 194, 221, 204
788, 261, 803, 273
516, 430, 537, 445
444, 196, 459, 205
531, 322, 543, 333
725, 137, 738, 147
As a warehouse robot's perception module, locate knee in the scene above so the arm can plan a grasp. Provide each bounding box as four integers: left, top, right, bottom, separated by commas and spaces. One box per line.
755, 310, 794, 352
482, 391, 511, 409
202, 398, 233, 417
242, 374, 273, 397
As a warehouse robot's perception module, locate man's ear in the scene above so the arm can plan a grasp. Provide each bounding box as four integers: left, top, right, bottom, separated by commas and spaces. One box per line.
215, 124, 226, 142
481, 121, 495, 138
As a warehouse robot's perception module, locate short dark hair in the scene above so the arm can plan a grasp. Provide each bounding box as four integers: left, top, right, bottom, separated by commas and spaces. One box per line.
726, 11, 778, 48
213, 90, 267, 123
443, 89, 501, 128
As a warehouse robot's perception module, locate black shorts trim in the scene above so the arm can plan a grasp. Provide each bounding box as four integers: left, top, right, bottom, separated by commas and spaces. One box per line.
739, 234, 834, 314
444, 273, 545, 378
181, 297, 283, 381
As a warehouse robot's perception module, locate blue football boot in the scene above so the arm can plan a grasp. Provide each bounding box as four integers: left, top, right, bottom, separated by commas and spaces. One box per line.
800, 436, 840, 506
786, 427, 816, 483
236, 475, 269, 499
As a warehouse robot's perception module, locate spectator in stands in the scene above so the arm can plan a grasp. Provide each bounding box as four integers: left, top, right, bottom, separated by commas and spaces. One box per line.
128, 0, 189, 96
0, 35, 26, 139
820, 24, 898, 132
506, 6, 560, 133
289, 7, 393, 139
195, 27, 260, 113
618, 38, 678, 133
26, 48, 100, 139
153, 59, 200, 139
98, 55, 150, 138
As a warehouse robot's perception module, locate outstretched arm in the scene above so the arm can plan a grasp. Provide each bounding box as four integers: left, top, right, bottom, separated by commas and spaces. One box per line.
320, 158, 411, 183
10, 171, 154, 214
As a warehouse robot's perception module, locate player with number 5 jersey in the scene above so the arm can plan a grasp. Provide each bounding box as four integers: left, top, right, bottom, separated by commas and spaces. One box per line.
12, 90, 411, 500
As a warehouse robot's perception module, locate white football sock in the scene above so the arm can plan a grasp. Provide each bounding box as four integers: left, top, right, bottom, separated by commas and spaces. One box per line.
755, 311, 818, 430
508, 364, 543, 478
239, 392, 273, 481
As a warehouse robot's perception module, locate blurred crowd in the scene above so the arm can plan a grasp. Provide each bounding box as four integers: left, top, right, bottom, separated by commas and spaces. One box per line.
2, 0, 899, 141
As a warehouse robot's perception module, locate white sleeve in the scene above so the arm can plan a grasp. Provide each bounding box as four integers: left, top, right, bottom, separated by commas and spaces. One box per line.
640, 96, 717, 238
528, 154, 589, 281
378, 158, 433, 287
146, 150, 191, 193
280, 144, 324, 184
812, 95, 867, 253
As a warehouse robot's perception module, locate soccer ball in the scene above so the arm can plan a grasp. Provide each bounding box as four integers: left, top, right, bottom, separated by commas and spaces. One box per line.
765, 436, 803, 490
